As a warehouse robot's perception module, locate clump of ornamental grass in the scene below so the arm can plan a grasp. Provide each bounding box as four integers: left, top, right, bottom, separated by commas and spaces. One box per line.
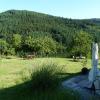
30, 63, 62, 90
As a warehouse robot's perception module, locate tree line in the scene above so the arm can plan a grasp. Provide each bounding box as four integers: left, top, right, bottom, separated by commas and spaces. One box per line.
0, 10, 99, 58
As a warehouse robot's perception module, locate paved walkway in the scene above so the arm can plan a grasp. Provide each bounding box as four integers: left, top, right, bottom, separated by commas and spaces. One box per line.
62, 75, 100, 100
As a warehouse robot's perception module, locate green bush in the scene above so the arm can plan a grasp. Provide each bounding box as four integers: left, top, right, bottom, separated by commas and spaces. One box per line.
30, 64, 62, 90
81, 67, 89, 75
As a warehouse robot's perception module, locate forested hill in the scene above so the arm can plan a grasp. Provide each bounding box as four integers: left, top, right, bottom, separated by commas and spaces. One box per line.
0, 10, 100, 57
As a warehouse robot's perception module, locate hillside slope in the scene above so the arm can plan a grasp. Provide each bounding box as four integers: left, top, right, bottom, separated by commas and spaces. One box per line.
0, 10, 100, 40
0, 10, 100, 56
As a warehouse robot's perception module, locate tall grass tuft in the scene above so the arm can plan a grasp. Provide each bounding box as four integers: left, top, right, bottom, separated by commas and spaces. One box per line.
30, 63, 62, 90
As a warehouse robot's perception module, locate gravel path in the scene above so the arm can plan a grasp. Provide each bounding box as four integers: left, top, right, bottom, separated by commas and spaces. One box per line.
62, 75, 100, 100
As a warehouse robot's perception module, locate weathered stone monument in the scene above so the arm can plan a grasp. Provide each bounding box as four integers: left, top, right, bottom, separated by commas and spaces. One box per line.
88, 42, 100, 94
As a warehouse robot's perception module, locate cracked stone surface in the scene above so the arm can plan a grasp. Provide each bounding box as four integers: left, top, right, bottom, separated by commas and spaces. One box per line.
62, 75, 100, 100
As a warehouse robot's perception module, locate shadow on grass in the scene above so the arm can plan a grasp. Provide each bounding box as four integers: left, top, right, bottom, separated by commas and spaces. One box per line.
58, 72, 81, 81
0, 73, 80, 100
67, 59, 81, 62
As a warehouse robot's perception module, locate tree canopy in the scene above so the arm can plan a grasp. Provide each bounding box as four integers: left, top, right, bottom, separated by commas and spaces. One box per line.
71, 31, 92, 57
0, 10, 100, 57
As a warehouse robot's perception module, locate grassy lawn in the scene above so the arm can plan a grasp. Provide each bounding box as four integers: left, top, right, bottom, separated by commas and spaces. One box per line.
0, 57, 93, 100
0, 57, 92, 88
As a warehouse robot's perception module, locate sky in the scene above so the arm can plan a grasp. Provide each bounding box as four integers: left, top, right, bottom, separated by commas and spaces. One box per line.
0, 0, 100, 19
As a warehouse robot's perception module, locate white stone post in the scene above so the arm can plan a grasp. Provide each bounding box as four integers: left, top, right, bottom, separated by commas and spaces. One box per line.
89, 43, 98, 82
88, 42, 100, 94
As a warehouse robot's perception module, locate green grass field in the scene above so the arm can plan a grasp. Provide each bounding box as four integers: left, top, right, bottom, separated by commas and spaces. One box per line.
0, 57, 93, 100
0, 57, 92, 88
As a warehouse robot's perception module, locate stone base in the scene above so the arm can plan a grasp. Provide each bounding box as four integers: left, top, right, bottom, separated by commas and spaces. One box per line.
62, 75, 100, 100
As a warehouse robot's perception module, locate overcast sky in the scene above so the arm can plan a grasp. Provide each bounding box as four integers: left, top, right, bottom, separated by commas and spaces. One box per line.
0, 0, 100, 19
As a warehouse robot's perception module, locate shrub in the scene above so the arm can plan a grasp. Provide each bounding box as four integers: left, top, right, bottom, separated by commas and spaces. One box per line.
30, 64, 62, 90
81, 67, 89, 75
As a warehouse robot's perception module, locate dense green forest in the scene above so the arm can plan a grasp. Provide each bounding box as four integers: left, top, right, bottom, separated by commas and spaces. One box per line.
0, 10, 100, 57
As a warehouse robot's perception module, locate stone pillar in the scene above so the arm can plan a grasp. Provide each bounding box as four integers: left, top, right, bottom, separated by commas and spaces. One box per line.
89, 43, 98, 82
88, 43, 100, 94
